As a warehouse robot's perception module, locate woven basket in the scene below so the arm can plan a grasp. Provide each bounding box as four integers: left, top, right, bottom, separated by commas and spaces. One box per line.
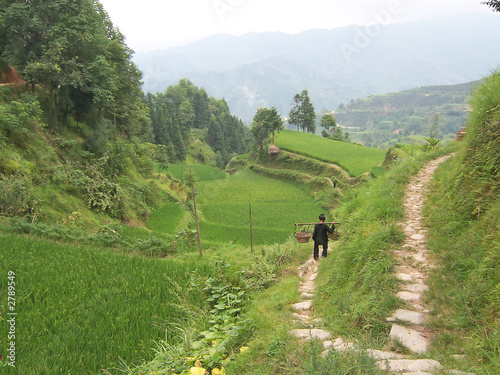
328, 231, 341, 241
295, 232, 312, 243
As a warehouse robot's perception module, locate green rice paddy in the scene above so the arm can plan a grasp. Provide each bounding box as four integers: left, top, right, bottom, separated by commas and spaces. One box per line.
196, 169, 325, 245
0, 235, 215, 374
275, 129, 386, 176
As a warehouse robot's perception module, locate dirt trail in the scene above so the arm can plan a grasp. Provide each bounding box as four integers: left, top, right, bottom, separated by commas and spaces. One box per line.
289, 155, 475, 374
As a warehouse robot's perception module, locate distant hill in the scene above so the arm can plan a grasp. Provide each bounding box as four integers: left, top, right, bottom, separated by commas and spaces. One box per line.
134, 12, 500, 122
333, 80, 481, 148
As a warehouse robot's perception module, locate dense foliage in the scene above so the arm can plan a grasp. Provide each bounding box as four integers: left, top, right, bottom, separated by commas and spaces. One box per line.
146, 79, 248, 167
250, 106, 283, 152
0, 0, 151, 137
289, 89, 316, 134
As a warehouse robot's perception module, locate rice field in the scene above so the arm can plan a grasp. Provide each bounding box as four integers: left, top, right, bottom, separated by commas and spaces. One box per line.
168, 164, 227, 183
147, 201, 186, 234
0, 235, 215, 374
197, 169, 325, 245
275, 129, 386, 176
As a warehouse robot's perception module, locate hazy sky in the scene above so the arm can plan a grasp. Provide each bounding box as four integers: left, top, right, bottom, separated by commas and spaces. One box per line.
98, 0, 493, 52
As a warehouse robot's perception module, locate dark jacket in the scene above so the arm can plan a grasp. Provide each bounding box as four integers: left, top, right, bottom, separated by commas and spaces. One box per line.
312, 222, 335, 245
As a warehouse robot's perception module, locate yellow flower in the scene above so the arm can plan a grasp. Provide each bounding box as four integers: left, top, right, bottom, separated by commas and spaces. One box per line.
211, 368, 226, 375
190, 367, 208, 375
240, 346, 251, 354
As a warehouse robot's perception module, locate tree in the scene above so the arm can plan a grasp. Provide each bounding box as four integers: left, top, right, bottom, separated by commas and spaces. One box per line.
483, 0, 500, 12
250, 107, 281, 152
289, 89, 316, 133
0, 0, 146, 132
425, 114, 441, 150
320, 113, 337, 136
250, 107, 283, 152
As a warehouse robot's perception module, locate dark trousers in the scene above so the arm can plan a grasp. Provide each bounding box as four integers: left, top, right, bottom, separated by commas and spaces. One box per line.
314, 241, 328, 260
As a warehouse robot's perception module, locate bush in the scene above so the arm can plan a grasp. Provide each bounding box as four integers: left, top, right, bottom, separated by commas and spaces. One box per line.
0, 173, 35, 217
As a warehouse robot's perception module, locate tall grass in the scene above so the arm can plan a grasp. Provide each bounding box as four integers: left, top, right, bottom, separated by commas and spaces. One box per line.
274, 130, 386, 176
422, 72, 500, 374
0, 235, 215, 374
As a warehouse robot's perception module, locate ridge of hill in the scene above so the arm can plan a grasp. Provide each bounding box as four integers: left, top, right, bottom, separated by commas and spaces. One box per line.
135, 12, 500, 122
333, 79, 481, 148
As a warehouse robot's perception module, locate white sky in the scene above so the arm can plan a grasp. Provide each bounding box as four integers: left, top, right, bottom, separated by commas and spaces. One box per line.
98, 0, 493, 52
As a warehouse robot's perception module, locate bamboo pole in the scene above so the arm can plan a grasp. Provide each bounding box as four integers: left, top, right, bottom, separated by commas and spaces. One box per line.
249, 203, 253, 253
190, 168, 203, 257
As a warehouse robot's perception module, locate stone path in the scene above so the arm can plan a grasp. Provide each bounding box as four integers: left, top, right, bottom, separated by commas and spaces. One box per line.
289, 155, 475, 374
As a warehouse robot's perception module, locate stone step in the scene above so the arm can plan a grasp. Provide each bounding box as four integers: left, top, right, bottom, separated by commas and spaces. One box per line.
390, 324, 428, 354
292, 301, 312, 311
376, 359, 442, 372
397, 291, 422, 302
387, 309, 425, 325
289, 328, 331, 341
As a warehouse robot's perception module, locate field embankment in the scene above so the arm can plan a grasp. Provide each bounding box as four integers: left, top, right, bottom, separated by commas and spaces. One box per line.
274, 129, 386, 177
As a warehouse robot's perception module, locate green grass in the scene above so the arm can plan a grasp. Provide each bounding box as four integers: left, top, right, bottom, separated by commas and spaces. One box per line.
274, 130, 386, 176
0, 235, 215, 374
147, 201, 186, 234
313, 146, 452, 343
197, 169, 325, 245
168, 164, 227, 183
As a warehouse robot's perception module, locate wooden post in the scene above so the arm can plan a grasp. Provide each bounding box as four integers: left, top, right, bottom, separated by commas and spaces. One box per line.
249, 203, 253, 253
190, 168, 202, 257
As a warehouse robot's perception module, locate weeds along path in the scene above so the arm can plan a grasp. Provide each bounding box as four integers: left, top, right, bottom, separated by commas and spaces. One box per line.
289, 155, 476, 374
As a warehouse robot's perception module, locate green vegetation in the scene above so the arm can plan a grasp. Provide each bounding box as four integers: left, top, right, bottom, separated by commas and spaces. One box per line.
275, 129, 386, 176
197, 169, 324, 246
423, 72, 500, 374
0, 235, 216, 374
334, 80, 479, 148
1, 1, 498, 374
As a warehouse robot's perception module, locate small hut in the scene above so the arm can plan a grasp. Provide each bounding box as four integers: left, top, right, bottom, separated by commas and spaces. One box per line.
268, 144, 280, 155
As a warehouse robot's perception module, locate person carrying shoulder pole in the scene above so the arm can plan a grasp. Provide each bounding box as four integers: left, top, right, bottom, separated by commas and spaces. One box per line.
312, 213, 335, 261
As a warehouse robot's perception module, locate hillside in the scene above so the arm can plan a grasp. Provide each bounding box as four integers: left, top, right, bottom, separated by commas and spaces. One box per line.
333, 80, 480, 148
135, 12, 500, 121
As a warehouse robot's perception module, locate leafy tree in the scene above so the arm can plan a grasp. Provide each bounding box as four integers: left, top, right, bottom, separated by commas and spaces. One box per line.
251, 107, 283, 152
0, 0, 146, 134
483, 0, 500, 12
289, 89, 316, 133
320, 113, 337, 136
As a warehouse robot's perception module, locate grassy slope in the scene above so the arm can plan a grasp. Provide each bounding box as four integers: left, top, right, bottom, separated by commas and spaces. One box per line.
423, 72, 500, 374
274, 130, 386, 177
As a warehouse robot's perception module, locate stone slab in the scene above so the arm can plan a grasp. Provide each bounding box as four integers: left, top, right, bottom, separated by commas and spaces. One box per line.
387, 309, 425, 325
289, 329, 331, 341
397, 291, 421, 302
376, 359, 442, 372
403, 283, 429, 293
365, 349, 404, 360
292, 301, 312, 311
411, 234, 426, 241
397, 273, 414, 281
300, 292, 315, 299
390, 324, 428, 354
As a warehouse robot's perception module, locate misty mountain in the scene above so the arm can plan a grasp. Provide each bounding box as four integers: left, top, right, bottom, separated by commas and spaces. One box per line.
134, 12, 500, 122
